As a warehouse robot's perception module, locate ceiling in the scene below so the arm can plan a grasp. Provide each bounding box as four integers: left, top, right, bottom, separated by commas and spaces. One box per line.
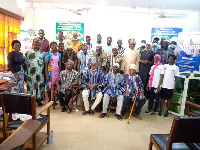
25, 0, 200, 11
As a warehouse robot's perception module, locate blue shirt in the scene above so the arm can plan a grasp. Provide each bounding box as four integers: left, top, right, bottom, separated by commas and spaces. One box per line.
81, 69, 104, 98
103, 45, 112, 55
156, 48, 174, 64
103, 72, 125, 96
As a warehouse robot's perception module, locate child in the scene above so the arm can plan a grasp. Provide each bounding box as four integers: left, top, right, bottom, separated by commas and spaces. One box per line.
159, 54, 179, 117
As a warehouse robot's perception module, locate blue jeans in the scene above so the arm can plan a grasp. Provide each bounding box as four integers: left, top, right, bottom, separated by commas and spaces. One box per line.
149, 87, 160, 112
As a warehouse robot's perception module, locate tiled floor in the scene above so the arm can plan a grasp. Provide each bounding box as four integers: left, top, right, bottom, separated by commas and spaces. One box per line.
40, 102, 174, 150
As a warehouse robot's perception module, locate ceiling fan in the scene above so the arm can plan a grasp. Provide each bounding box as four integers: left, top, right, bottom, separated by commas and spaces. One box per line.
51, 0, 91, 15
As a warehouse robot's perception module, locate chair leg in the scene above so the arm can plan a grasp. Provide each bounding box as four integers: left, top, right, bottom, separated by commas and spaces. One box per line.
149, 137, 153, 150
53, 92, 56, 110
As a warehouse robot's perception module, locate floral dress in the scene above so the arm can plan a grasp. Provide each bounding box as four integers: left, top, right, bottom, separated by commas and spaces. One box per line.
45, 52, 61, 91
24, 49, 45, 104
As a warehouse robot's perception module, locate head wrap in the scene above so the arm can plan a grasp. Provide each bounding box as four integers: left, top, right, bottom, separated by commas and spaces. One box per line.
96, 46, 102, 50
73, 31, 78, 35
129, 64, 137, 70
86, 36, 90, 38
67, 45, 72, 49
112, 45, 118, 50
113, 63, 119, 68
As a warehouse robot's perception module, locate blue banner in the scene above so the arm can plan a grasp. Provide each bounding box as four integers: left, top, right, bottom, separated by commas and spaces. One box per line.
151, 28, 182, 43
176, 55, 200, 72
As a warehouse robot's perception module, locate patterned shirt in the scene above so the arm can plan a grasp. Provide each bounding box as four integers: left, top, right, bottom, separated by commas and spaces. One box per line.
103, 72, 125, 96
156, 48, 174, 64
107, 53, 123, 71
92, 52, 107, 69
118, 47, 125, 55
124, 74, 144, 100
78, 52, 91, 74
59, 69, 80, 93
63, 51, 78, 64
81, 69, 104, 98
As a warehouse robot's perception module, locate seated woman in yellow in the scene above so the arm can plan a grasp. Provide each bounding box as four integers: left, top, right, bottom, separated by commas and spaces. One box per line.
68, 31, 82, 53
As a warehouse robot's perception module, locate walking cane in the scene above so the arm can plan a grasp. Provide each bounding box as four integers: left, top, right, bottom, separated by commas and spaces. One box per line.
127, 88, 138, 124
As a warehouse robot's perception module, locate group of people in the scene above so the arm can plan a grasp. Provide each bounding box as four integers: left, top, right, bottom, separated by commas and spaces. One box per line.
7, 29, 179, 121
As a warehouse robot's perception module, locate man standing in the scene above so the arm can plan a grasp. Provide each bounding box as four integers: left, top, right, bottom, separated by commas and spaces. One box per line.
96, 34, 103, 46
122, 38, 139, 74
99, 63, 125, 120
57, 31, 67, 48
137, 40, 146, 58
68, 31, 82, 53
117, 39, 125, 55
92, 46, 107, 72
84, 36, 92, 51
56, 61, 80, 112
58, 43, 65, 71
170, 41, 179, 59
156, 40, 174, 64
32, 29, 50, 52
77, 44, 91, 74
81, 57, 104, 115
103, 37, 112, 55
63, 45, 78, 70
106, 46, 123, 73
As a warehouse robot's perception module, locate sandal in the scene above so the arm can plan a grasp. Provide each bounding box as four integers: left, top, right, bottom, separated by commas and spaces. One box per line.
133, 113, 142, 120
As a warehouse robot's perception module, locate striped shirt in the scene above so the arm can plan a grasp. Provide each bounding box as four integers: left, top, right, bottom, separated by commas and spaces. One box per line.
103, 72, 125, 96
156, 48, 174, 64
124, 74, 144, 100
81, 69, 104, 98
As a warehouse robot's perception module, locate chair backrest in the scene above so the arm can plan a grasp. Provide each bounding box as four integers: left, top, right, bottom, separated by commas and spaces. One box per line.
0, 92, 36, 118
167, 116, 200, 149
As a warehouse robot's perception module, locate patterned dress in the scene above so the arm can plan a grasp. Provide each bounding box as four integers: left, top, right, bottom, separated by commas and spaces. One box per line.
45, 52, 61, 91
24, 49, 45, 103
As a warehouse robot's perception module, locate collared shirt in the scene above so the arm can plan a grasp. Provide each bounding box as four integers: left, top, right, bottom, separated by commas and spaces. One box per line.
33, 37, 50, 52
107, 53, 123, 71
156, 48, 174, 64
81, 69, 104, 98
118, 47, 125, 55
92, 52, 107, 69
124, 74, 144, 100
77, 50, 92, 60
103, 45, 112, 55
68, 40, 83, 53
122, 48, 139, 73
103, 72, 125, 96
59, 69, 80, 93
78, 52, 91, 74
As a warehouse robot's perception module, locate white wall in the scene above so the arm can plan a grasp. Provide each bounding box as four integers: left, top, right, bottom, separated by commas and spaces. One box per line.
0, 0, 22, 16
21, 3, 200, 49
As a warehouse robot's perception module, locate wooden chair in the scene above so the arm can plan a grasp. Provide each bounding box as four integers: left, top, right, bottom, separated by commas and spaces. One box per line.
186, 101, 200, 117
70, 85, 82, 110
0, 92, 53, 150
149, 116, 200, 150
0, 119, 40, 150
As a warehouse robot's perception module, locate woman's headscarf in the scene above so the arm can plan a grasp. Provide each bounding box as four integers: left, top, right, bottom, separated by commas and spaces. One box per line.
149, 54, 161, 90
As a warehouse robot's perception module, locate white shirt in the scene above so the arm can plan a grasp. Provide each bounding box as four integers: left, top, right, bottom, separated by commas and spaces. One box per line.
149, 65, 164, 88
162, 64, 179, 89
103, 45, 112, 55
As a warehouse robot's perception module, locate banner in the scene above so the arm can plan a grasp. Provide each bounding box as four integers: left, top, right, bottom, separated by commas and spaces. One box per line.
56, 22, 84, 42
20, 28, 38, 54
151, 28, 182, 43
176, 33, 200, 72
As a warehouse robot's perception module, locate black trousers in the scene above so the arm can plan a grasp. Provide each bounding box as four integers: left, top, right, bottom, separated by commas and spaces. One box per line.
57, 89, 72, 107
124, 96, 146, 116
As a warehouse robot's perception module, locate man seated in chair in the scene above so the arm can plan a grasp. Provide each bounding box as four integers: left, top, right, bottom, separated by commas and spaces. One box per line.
99, 63, 125, 120
124, 64, 146, 120
56, 60, 80, 113
81, 57, 104, 115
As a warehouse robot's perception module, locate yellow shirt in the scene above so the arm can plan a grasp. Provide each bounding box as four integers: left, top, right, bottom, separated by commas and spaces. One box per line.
68, 40, 82, 53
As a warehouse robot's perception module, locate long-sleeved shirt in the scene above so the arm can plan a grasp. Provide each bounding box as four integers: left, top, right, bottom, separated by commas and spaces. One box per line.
124, 74, 144, 100
103, 72, 125, 96
8, 51, 25, 73
32, 37, 50, 52
122, 48, 139, 73
81, 69, 104, 98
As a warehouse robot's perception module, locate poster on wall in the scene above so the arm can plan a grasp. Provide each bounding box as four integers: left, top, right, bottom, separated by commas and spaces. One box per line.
56, 22, 84, 42
176, 33, 200, 72
20, 28, 38, 54
151, 28, 183, 43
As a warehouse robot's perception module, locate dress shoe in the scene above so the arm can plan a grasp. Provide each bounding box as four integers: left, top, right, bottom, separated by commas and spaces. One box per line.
99, 113, 107, 118
82, 110, 90, 115
61, 106, 65, 112
164, 111, 168, 117
158, 111, 162, 116
115, 114, 122, 120
89, 109, 94, 115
